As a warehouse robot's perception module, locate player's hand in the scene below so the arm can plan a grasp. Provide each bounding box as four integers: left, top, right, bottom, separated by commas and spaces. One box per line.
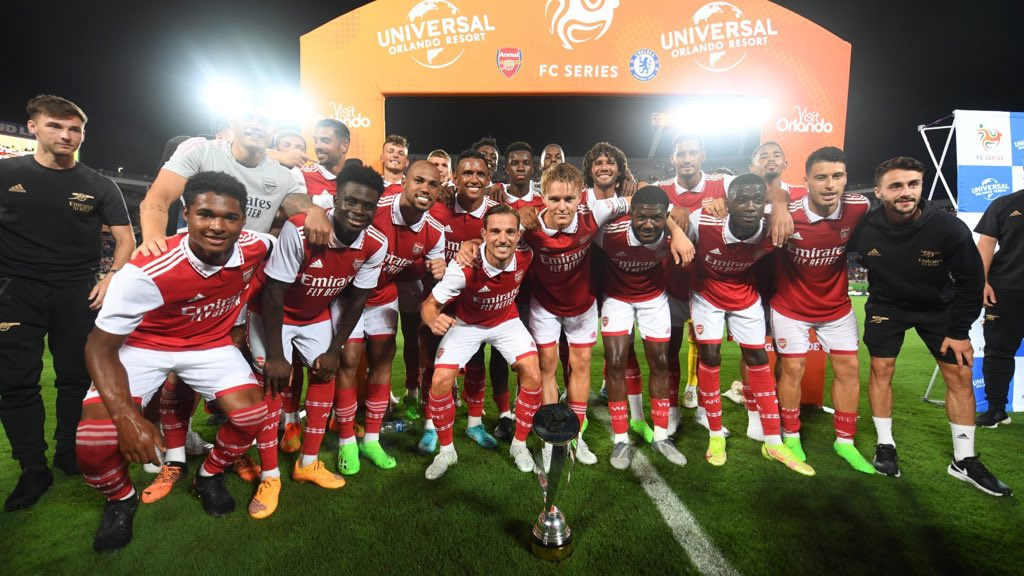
437, 184, 455, 206
133, 236, 168, 258
274, 148, 311, 169
426, 258, 447, 280
485, 183, 506, 205
617, 178, 638, 198
88, 274, 113, 310
704, 197, 727, 218
312, 350, 341, 382
669, 207, 690, 231
939, 337, 974, 369
115, 411, 165, 465
455, 242, 480, 268
430, 313, 456, 336
519, 205, 541, 231
767, 206, 794, 247
669, 232, 695, 266
983, 283, 997, 307
303, 206, 331, 246
262, 355, 292, 396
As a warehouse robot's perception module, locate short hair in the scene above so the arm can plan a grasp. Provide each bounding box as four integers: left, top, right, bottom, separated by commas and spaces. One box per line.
805, 146, 846, 174
631, 185, 670, 211
27, 94, 87, 123
483, 203, 520, 228
672, 132, 704, 151
540, 162, 584, 196
454, 149, 490, 174
711, 167, 735, 176
427, 149, 451, 162
337, 164, 385, 200
182, 171, 247, 211
273, 130, 305, 149
383, 134, 408, 149
750, 141, 783, 163
504, 141, 534, 160
344, 158, 364, 169
540, 143, 563, 166
727, 173, 767, 199
472, 136, 499, 151
315, 118, 350, 142
874, 156, 926, 186
582, 142, 631, 189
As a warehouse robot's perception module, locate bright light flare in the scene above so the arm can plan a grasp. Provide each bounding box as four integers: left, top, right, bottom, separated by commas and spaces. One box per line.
657, 98, 771, 133
200, 79, 312, 129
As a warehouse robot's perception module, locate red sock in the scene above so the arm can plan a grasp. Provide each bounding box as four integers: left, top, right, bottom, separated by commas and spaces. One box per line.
625, 353, 642, 396
280, 363, 303, 415
746, 364, 781, 437
464, 364, 486, 411
741, 370, 758, 412
697, 362, 723, 432
609, 400, 629, 435
834, 410, 858, 441
428, 389, 456, 447
256, 392, 281, 472
568, 401, 587, 428
364, 382, 391, 435
651, 397, 670, 430
668, 356, 681, 408
781, 407, 802, 434
301, 378, 334, 456
514, 386, 542, 441
493, 390, 511, 414
77, 419, 133, 500
334, 386, 358, 441
158, 379, 190, 451
204, 401, 268, 475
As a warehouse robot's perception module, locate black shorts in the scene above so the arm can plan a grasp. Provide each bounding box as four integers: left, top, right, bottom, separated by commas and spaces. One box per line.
862, 301, 957, 364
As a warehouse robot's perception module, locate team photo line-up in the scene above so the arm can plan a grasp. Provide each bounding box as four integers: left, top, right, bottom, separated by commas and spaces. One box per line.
0, 94, 1017, 555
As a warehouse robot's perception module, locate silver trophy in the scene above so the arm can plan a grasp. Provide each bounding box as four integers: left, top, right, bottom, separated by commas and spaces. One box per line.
530, 403, 580, 561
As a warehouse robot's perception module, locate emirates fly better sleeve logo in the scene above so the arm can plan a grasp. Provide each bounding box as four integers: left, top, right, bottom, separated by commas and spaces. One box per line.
545, 0, 619, 50
377, 1, 496, 69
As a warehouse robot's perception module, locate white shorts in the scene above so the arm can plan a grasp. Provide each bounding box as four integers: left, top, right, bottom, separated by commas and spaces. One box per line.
248, 313, 332, 371
529, 298, 598, 348
600, 293, 671, 343
396, 280, 424, 314
329, 297, 368, 344
83, 345, 259, 408
435, 318, 538, 370
668, 295, 691, 328
350, 298, 400, 341
771, 308, 860, 357
690, 292, 765, 348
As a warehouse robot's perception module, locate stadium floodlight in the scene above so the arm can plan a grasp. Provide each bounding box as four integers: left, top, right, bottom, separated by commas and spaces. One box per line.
264, 88, 312, 130
668, 98, 771, 133
201, 78, 246, 119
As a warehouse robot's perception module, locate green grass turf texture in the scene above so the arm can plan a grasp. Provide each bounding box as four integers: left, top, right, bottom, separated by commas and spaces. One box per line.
1, 296, 1022, 575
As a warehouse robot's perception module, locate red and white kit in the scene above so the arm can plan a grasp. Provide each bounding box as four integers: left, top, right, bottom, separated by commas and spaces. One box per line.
524, 197, 629, 347
431, 246, 538, 369
429, 195, 498, 263
596, 216, 672, 343
302, 163, 337, 210
771, 193, 869, 356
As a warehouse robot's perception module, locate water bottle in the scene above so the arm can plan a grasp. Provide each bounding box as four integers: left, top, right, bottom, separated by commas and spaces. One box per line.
381, 419, 414, 433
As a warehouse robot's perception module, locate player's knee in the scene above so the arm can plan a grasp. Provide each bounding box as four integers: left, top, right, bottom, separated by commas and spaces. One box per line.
742, 347, 769, 366
698, 346, 721, 367
226, 401, 268, 434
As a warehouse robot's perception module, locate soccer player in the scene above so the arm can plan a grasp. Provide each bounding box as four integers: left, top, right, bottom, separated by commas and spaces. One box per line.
770, 147, 874, 473
303, 118, 351, 209
599, 186, 692, 470
427, 149, 453, 185
247, 164, 387, 518
273, 130, 307, 155
421, 205, 540, 479
540, 143, 564, 174
974, 185, 1024, 428
334, 161, 446, 475
688, 174, 813, 475
0, 95, 134, 510
850, 157, 1011, 496
380, 134, 409, 187
78, 172, 272, 552
749, 141, 807, 201
473, 136, 503, 184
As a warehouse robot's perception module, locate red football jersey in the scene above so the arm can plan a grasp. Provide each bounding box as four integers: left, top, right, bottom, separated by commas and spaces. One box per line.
524, 197, 629, 316
596, 216, 670, 303
302, 163, 337, 210
771, 193, 870, 322
96, 231, 272, 351
503, 181, 546, 211
429, 194, 498, 262
431, 246, 534, 327
366, 191, 446, 306
656, 173, 728, 301
689, 210, 775, 311
258, 210, 387, 325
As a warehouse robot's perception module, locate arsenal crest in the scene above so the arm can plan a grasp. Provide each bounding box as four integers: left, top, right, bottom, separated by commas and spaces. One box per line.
243, 269, 254, 282
777, 338, 787, 349
412, 242, 424, 256
695, 324, 704, 336
496, 47, 522, 79
840, 227, 851, 240
515, 270, 525, 283
437, 347, 445, 359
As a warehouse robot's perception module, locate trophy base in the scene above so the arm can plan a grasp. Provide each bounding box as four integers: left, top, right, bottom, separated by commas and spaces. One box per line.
531, 508, 574, 561
530, 534, 574, 562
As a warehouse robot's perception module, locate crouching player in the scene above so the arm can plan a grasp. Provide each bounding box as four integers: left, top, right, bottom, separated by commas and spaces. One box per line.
78, 172, 272, 553
421, 205, 542, 479
688, 174, 813, 475
249, 164, 388, 518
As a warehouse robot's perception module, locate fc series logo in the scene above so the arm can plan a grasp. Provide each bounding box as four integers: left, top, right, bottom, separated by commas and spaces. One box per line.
546, 0, 619, 51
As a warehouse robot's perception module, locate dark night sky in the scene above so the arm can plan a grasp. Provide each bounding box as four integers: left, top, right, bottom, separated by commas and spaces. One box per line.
2, 1, 1022, 183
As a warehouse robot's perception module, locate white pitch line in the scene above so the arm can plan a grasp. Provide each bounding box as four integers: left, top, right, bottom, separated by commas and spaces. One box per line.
592, 408, 741, 576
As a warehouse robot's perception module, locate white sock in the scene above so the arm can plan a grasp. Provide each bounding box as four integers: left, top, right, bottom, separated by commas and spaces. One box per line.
764, 434, 782, 446
300, 454, 317, 467
710, 430, 726, 438
511, 438, 527, 449
339, 435, 356, 446
283, 412, 300, 425
696, 406, 707, 422
119, 488, 137, 500
499, 410, 513, 419
627, 394, 644, 420
468, 415, 482, 428
653, 426, 668, 442
783, 431, 800, 440
668, 407, 680, 422
260, 467, 281, 480
440, 443, 456, 454
424, 419, 436, 431
950, 424, 976, 461
613, 432, 629, 444
836, 437, 854, 445
165, 447, 186, 463
363, 432, 379, 443
873, 417, 895, 446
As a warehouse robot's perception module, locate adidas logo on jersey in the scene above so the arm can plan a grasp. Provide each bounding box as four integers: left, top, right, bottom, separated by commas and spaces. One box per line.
309, 259, 325, 269
709, 248, 722, 255
616, 251, 628, 257
187, 293, 206, 302
478, 285, 491, 293
790, 232, 803, 240
867, 248, 881, 256
7, 184, 26, 193
1011, 210, 1022, 217
444, 225, 454, 233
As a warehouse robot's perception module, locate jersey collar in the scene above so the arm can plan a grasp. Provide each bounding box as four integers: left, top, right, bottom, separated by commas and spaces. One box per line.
801, 195, 843, 222
627, 226, 666, 250
454, 194, 488, 218
675, 172, 708, 195
481, 250, 517, 278
325, 208, 366, 249
538, 209, 579, 235
182, 235, 243, 278
390, 193, 427, 232
722, 216, 766, 244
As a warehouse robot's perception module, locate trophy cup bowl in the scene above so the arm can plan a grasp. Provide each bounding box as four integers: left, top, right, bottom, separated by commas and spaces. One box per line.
530, 403, 580, 561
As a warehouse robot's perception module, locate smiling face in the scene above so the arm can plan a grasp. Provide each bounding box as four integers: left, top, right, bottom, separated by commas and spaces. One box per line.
183, 192, 245, 266
402, 161, 442, 214
275, 133, 306, 154
541, 180, 581, 230
380, 142, 409, 175
482, 212, 521, 266
230, 109, 275, 152
805, 160, 847, 217
313, 126, 348, 169
455, 157, 489, 202
333, 181, 379, 242
590, 153, 619, 190
630, 203, 668, 245
477, 145, 499, 175
671, 139, 705, 183
875, 169, 924, 221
